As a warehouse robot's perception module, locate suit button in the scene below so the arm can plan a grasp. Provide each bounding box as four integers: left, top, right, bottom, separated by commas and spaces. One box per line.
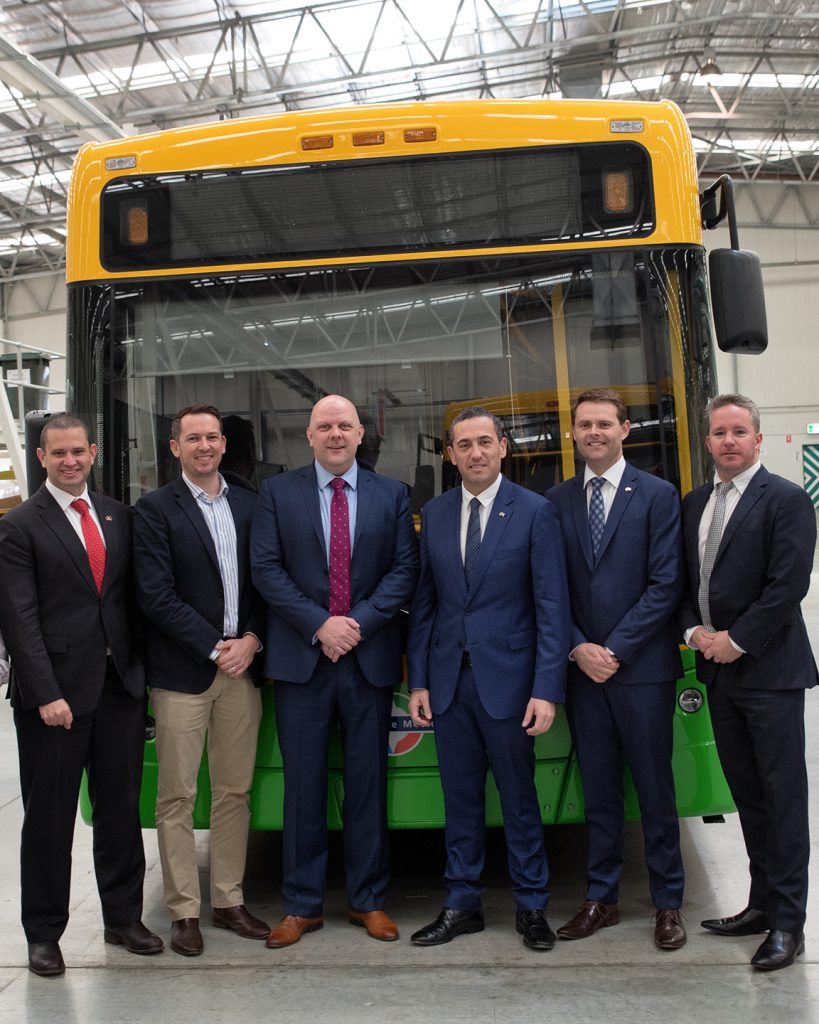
465, 608, 471, 615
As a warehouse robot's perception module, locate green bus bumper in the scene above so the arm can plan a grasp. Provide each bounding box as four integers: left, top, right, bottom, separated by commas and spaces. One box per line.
81, 648, 734, 828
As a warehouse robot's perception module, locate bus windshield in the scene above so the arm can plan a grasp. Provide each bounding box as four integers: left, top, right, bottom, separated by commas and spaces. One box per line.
72, 245, 716, 506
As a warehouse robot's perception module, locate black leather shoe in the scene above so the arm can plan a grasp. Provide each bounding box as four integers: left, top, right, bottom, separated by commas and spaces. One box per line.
516, 909, 556, 950
751, 929, 804, 971
212, 905, 270, 939
28, 941, 65, 977
104, 921, 164, 955
171, 917, 204, 956
701, 907, 769, 936
410, 907, 485, 946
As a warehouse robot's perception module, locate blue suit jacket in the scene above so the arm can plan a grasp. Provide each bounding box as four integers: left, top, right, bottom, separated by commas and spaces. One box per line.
679, 466, 817, 690
133, 477, 265, 693
408, 477, 570, 719
251, 464, 419, 686
546, 464, 684, 685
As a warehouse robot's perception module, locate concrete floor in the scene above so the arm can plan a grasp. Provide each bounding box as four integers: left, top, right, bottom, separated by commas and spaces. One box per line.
1, 579, 818, 1023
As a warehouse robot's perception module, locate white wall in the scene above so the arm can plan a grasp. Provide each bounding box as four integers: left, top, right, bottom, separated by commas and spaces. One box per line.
706, 189, 819, 488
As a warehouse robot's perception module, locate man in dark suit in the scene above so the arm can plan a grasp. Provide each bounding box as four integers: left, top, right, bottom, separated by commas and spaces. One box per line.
407, 406, 570, 950
0, 413, 162, 976
545, 389, 686, 951
251, 394, 418, 948
680, 393, 817, 971
133, 403, 269, 957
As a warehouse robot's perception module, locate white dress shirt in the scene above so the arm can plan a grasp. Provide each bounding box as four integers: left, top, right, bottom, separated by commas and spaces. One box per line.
45, 478, 106, 551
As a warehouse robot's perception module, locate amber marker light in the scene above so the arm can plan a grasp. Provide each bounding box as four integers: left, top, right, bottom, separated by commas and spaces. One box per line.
404, 128, 437, 143
301, 135, 334, 150
603, 170, 633, 214
124, 202, 149, 245
352, 131, 385, 146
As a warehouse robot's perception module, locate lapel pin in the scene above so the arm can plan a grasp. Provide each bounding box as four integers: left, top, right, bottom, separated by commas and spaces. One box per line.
498, 511, 506, 517
624, 487, 632, 493
104, 515, 113, 521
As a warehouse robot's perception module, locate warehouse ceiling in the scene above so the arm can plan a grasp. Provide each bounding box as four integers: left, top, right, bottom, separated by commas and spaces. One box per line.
0, 0, 816, 277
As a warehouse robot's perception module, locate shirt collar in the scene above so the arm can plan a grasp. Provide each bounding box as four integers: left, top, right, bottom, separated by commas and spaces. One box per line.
45, 478, 91, 511
182, 472, 228, 502
315, 459, 359, 492
583, 455, 627, 491
713, 460, 762, 496
461, 472, 503, 509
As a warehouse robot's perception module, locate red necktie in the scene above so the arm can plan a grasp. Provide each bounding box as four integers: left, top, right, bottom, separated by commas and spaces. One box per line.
328, 477, 351, 615
70, 498, 106, 593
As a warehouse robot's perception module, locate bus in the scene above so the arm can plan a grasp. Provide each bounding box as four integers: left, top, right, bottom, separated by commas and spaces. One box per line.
68, 98, 765, 829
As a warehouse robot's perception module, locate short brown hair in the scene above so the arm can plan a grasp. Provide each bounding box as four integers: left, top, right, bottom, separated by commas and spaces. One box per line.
39, 412, 91, 449
706, 393, 760, 433
571, 388, 628, 424
171, 403, 222, 441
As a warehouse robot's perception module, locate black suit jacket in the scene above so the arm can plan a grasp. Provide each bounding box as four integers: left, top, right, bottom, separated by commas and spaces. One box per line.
680, 465, 817, 690
0, 485, 144, 713
132, 477, 265, 693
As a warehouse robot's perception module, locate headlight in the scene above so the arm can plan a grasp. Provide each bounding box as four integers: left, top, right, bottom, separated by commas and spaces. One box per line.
678, 688, 704, 713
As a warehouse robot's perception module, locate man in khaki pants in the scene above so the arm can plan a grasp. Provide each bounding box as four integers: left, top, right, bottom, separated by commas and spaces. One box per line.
134, 403, 268, 956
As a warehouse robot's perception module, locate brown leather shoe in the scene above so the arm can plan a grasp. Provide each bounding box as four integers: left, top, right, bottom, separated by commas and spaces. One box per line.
171, 918, 204, 956
212, 905, 270, 940
349, 909, 400, 941
28, 940, 65, 977
266, 915, 323, 949
557, 900, 620, 940
654, 908, 687, 950
104, 921, 164, 955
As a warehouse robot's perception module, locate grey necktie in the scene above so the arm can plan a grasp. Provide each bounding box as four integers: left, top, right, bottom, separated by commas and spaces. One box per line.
698, 481, 733, 631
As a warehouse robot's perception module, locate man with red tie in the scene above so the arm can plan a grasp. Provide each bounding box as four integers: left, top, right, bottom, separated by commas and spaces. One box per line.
251, 395, 418, 948
0, 413, 161, 977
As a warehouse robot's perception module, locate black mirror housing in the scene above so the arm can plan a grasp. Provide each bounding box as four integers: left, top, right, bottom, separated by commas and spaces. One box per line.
708, 248, 768, 353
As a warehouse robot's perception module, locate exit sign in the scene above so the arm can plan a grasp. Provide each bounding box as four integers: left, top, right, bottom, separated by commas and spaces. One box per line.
808, 424, 819, 434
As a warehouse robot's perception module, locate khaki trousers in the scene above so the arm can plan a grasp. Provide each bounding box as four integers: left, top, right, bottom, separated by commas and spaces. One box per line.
152, 669, 262, 919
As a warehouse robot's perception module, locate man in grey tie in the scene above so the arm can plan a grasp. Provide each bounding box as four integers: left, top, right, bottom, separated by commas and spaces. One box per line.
680, 393, 817, 971
408, 406, 570, 950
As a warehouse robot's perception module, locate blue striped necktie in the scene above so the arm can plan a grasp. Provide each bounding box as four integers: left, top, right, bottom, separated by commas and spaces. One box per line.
588, 476, 606, 558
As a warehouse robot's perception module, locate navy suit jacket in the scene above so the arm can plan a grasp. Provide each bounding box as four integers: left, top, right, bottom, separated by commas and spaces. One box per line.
0, 485, 144, 714
546, 464, 684, 685
250, 464, 419, 686
132, 477, 265, 693
679, 466, 817, 690
408, 477, 570, 719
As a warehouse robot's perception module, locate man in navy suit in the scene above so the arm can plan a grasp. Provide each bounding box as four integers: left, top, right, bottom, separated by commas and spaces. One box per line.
133, 403, 269, 957
0, 413, 161, 976
546, 388, 686, 951
408, 407, 569, 950
680, 393, 817, 971
251, 395, 418, 948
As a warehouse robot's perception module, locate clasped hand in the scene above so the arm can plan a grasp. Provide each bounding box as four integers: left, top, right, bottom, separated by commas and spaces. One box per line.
690, 627, 742, 664
317, 616, 361, 663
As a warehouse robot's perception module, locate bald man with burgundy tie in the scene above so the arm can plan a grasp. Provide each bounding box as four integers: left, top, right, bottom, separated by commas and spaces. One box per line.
0, 413, 161, 977
251, 395, 418, 948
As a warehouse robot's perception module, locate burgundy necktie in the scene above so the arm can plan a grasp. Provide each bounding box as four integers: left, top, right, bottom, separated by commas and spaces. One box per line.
328, 477, 351, 615
70, 498, 106, 593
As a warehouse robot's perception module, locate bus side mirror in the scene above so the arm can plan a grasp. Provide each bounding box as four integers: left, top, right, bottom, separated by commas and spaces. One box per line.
708, 248, 768, 354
